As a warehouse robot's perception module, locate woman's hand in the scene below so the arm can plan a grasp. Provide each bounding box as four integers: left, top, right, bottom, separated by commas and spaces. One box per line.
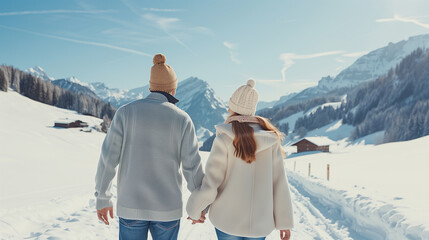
187, 211, 206, 224
280, 230, 291, 240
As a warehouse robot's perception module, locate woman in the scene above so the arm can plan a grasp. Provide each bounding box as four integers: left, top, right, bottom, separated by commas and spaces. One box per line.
187, 80, 294, 240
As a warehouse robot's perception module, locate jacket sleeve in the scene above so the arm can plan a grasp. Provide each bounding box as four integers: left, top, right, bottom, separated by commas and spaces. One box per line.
186, 133, 228, 220
94, 108, 124, 210
272, 143, 294, 230
180, 117, 204, 192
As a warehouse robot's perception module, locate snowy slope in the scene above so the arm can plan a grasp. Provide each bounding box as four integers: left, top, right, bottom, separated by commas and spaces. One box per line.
0, 90, 107, 238
285, 136, 429, 239
1, 90, 361, 240
25, 66, 54, 81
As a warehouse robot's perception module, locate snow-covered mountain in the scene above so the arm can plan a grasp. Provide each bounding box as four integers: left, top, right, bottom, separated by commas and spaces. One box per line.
319, 34, 429, 91
25, 66, 54, 81
88, 82, 149, 108
261, 34, 429, 111
175, 77, 228, 141
257, 92, 298, 110
52, 77, 100, 100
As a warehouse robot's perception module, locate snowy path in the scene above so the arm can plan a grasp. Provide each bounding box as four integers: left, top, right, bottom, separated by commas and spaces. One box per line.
5, 174, 360, 240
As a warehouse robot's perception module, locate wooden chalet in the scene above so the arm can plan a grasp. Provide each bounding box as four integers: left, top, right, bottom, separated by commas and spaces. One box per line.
54, 120, 89, 128
292, 137, 334, 153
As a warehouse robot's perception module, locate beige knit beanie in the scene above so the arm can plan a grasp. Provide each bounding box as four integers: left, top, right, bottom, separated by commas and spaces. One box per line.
149, 53, 177, 92
228, 79, 259, 116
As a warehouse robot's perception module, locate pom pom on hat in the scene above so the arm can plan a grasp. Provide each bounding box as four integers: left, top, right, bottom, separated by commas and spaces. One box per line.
153, 54, 166, 64
246, 79, 255, 88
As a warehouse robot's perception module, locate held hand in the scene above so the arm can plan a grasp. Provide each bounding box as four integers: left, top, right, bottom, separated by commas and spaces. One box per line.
97, 207, 114, 225
280, 230, 291, 240
187, 211, 206, 224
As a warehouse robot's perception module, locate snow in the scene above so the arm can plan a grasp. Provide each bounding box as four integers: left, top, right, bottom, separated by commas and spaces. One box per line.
295, 136, 336, 146
25, 66, 55, 81
2, 90, 428, 239
284, 137, 429, 239
306, 119, 355, 142
196, 128, 213, 146
278, 111, 304, 130
353, 131, 385, 145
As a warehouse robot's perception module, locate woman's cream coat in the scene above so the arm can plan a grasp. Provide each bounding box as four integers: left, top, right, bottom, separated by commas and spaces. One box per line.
186, 123, 294, 237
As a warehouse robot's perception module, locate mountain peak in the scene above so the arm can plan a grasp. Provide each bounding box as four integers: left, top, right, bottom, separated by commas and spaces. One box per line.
65, 76, 88, 87
25, 66, 54, 81
180, 76, 208, 86
319, 33, 429, 91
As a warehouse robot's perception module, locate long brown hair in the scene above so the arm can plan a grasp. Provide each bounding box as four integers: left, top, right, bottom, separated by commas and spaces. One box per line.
230, 113, 286, 163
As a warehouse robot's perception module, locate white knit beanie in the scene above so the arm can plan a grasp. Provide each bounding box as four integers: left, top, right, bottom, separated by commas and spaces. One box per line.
228, 79, 259, 116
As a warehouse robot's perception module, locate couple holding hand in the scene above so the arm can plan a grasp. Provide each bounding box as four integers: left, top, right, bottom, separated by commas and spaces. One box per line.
95, 54, 294, 240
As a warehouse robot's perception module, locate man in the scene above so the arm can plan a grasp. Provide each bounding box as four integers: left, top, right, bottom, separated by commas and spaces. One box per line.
95, 53, 205, 240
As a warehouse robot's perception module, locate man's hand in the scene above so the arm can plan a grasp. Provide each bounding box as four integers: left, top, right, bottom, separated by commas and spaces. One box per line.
97, 207, 114, 225
280, 230, 291, 240
187, 211, 206, 224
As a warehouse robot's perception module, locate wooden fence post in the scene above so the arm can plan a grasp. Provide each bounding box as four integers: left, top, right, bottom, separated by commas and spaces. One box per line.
308, 163, 311, 177
327, 164, 330, 181
294, 161, 296, 172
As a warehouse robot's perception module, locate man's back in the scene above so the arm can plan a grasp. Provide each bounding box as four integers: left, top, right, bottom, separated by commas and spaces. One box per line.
95, 92, 204, 221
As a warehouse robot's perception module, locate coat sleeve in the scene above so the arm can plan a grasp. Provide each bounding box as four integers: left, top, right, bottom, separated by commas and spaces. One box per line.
94, 108, 124, 210
180, 117, 204, 192
272, 143, 294, 230
186, 133, 228, 220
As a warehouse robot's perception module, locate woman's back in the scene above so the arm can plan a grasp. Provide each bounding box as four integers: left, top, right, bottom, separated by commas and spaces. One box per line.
187, 123, 294, 238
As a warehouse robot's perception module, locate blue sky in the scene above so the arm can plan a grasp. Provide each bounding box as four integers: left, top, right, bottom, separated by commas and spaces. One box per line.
1, 0, 429, 101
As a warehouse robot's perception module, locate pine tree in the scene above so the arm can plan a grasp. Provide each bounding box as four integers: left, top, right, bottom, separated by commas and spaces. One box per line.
0, 69, 7, 92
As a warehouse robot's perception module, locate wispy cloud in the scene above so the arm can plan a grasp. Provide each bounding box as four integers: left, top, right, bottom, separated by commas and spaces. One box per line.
277, 51, 344, 82
256, 51, 343, 84
142, 13, 180, 29
254, 78, 318, 90
223, 41, 241, 64
142, 13, 192, 51
142, 8, 183, 12
0, 24, 152, 57
192, 26, 214, 36
376, 14, 429, 29
0, 9, 113, 16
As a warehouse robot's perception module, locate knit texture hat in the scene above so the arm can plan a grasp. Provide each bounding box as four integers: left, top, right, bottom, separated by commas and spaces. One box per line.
228, 79, 259, 116
149, 54, 177, 92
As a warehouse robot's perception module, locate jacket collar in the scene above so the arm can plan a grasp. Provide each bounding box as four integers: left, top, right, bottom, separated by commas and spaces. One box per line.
146, 91, 179, 105
215, 123, 278, 153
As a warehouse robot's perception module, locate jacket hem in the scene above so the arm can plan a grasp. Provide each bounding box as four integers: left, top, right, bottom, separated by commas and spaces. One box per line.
210, 215, 271, 238
117, 204, 182, 221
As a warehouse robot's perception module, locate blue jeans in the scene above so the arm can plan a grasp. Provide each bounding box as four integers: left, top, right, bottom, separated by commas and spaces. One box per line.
215, 228, 266, 240
119, 217, 180, 240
